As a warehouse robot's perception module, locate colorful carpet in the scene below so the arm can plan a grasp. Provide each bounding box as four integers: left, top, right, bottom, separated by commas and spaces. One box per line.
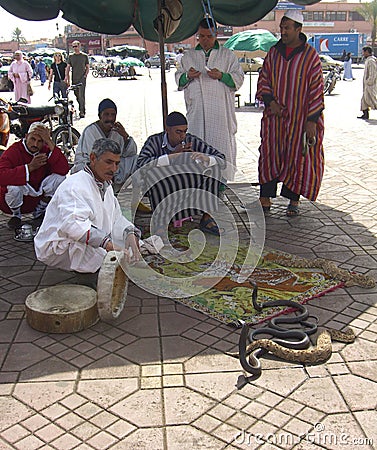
137, 224, 369, 326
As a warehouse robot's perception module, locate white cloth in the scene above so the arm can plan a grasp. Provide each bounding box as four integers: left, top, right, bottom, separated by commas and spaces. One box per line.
175, 45, 244, 180
8, 60, 33, 103
361, 55, 377, 110
71, 122, 138, 184
343, 58, 353, 80
5, 173, 66, 210
34, 171, 135, 273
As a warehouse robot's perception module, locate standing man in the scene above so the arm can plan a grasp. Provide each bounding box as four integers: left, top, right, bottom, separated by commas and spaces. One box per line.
0, 122, 69, 229
65, 41, 89, 118
8, 51, 33, 103
358, 46, 377, 120
256, 10, 324, 216
175, 18, 244, 181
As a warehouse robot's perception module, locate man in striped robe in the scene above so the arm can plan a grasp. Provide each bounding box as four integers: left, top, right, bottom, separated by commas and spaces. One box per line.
256, 10, 324, 216
136, 112, 226, 237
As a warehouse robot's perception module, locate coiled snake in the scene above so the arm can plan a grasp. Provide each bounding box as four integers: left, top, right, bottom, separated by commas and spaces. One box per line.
227, 282, 355, 376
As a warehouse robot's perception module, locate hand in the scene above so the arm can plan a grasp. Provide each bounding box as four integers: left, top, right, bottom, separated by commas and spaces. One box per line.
112, 122, 129, 140
191, 152, 209, 164
187, 67, 201, 79
32, 125, 55, 150
207, 68, 222, 80
13, 73, 20, 79
28, 153, 48, 172
64, 78, 70, 87
173, 141, 192, 154
305, 121, 317, 140
269, 100, 283, 117
124, 234, 140, 263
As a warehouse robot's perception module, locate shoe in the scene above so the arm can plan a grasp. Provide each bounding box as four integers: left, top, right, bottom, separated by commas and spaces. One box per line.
199, 216, 221, 236
7, 216, 21, 230
79, 113, 85, 118
286, 202, 300, 217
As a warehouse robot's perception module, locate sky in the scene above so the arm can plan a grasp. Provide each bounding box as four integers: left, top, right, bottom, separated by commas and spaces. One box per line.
0, 7, 70, 41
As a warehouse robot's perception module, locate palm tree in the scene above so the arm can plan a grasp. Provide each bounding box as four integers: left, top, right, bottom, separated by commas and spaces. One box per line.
357, 0, 377, 53
11, 27, 26, 49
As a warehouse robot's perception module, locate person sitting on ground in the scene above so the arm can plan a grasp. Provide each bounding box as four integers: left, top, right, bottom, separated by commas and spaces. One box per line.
136, 111, 226, 237
71, 98, 138, 192
34, 138, 141, 289
0, 122, 69, 230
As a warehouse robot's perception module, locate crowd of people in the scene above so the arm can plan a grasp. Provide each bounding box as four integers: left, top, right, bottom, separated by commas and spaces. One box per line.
1, 12, 376, 289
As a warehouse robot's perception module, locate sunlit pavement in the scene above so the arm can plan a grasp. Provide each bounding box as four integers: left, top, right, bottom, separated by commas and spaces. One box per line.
0, 65, 376, 449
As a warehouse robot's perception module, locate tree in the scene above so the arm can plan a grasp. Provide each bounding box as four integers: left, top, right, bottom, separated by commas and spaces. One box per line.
357, 0, 377, 54
11, 28, 26, 48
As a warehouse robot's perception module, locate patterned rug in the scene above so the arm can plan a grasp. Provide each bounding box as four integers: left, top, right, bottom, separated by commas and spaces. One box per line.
135, 223, 371, 326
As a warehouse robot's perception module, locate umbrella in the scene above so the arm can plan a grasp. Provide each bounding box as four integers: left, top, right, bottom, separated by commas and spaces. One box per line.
118, 57, 145, 67
28, 47, 66, 58
43, 57, 53, 66
224, 29, 278, 53
1, 0, 322, 121
107, 45, 147, 59
224, 29, 278, 106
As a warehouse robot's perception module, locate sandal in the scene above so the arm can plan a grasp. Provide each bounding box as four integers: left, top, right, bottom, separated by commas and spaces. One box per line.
199, 217, 221, 236
259, 197, 272, 212
286, 202, 300, 217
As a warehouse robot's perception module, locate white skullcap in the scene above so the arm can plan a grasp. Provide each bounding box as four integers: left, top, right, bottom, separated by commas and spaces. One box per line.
28, 122, 49, 135
283, 10, 304, 25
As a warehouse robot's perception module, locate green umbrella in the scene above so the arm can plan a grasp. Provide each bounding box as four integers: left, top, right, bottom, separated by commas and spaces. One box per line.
118, 57, 145, 67
224, 29, 278, 53
43, 57, 53, 66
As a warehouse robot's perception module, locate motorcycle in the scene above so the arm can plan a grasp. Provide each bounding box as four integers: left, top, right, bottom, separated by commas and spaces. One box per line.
323, 66, 342, 95
50, 83, 81, 164
0, 84, 81, 164
0, 97, 57, 151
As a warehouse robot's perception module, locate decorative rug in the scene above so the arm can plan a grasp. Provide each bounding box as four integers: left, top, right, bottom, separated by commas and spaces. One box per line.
137, 223, 375, 326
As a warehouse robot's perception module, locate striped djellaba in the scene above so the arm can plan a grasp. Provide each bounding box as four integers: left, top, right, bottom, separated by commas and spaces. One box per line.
256, 38, 325, 201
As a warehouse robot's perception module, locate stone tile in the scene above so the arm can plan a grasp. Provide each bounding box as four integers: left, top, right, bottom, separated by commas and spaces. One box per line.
78, 378, 139, 408
71, 421, 100, 440
109, 428, 164, 449
0, 424, 29, 443
0, 398, 34, 431
21, 414, 50, 432
49, 433, 81, 450
80, 354, 139, 379
106, 420, 136, 439
166, 425, 225, 449
41, 404, 69, 421
2, 343, 50, 371
185, 372, 239, 401
19, 357, 78, 382
13, 381, 74, 411
34, 422, 65, 442
12, 434, 45, 449
89, 411, 118, 428
55, 412, 84, 430
87, 431, 117, 449
110, 389, 163, 427
115, 337, 161, 364
142, 364, 162, 377
159, 311, 200, 335
253, 367, 307, 398
290, 378, 348, 413
354, 411, 377, 447
194, 414, 222, 433
334, 374, 377, 410
116, 313, 159, 337
164, 387, 216, 425
161, 336, 207, 362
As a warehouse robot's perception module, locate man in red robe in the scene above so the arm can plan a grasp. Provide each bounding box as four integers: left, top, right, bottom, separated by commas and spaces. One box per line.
256, 10, 325, 216
0, 122, 69, 229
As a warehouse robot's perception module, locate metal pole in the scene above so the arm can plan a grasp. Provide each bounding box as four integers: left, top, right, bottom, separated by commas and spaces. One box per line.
244, 69, 253, 106
157, 0, 168, 127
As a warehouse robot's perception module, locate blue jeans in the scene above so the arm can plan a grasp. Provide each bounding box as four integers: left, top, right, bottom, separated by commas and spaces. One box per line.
53, 81, 67, 98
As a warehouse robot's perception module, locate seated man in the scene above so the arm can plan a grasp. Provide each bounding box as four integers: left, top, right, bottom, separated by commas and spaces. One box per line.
34, 138, 140, 288
71, 98, 138, 192
137, 111, 226, 236
0, 122, 69, 230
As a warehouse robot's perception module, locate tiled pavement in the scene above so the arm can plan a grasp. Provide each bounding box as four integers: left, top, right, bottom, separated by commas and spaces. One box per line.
0, 67, 376, 449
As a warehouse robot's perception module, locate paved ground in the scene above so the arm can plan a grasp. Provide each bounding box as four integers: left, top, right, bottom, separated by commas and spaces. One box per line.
0, 65, 376, 450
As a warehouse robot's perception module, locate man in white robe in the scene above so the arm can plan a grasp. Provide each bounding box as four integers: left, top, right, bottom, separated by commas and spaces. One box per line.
175, 18, 244, 181
34, 138, 140, 284
358, 46, 377, 120
71, 99, 137, 191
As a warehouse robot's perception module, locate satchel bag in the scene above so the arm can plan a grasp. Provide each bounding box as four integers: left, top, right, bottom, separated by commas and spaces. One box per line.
27, 82, 33, 96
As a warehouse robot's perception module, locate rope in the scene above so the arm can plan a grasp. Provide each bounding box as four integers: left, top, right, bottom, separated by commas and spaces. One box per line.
200, 0, 217, 37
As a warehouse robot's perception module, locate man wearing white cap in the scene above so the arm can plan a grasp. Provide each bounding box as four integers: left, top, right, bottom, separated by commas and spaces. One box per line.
256, 10, 324, 216
0, 122, 69, 229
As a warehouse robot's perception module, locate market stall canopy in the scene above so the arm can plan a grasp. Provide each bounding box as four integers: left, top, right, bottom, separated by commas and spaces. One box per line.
107, 45, 146, 58
224, 29, 278, 53
0, 1, 322, 43
28, 47, 66, 58
118, 56, 145, 67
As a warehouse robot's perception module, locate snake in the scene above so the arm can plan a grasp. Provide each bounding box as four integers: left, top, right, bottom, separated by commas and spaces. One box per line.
227, 282, 355, 376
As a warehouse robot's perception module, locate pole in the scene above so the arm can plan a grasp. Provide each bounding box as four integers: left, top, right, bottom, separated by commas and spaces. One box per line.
157, 0, 168, 127
244, 67, 253, 106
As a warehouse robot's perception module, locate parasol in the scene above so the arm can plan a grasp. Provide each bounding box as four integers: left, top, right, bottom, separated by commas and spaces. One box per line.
118, 57, 145, 67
